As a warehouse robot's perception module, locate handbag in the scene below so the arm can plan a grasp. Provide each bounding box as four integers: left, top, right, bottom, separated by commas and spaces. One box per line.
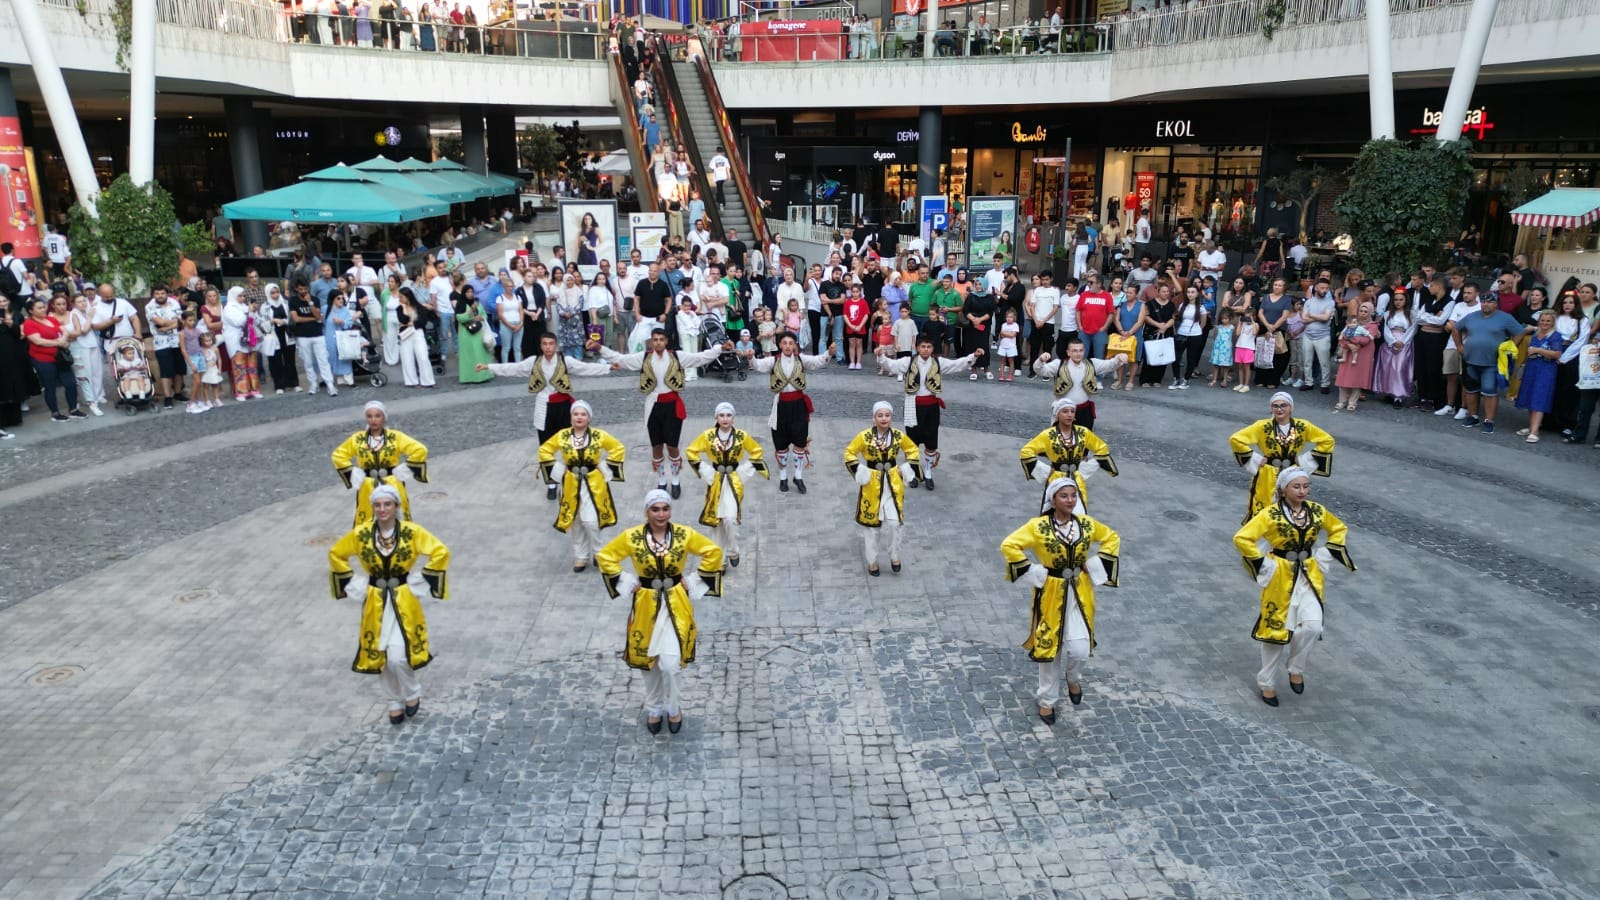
1273, 330, 1288, 354
1143, 336, 1175, 367
1254, 336, 1276, 369
335, 328, 365, 361
55, 344, 73, 367
1107, 332, 1138, 362
480, 327, 497, 351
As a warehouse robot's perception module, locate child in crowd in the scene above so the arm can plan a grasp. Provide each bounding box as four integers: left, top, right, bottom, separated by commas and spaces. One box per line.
1233, 311, 1257, 393
1209, 307, 1236, 388
871, 299, 894, 367
1285, 296, 1307, 388
181, 310, 207, 413
114, 343, 153, 400
196, 332, 224, 410
883, 304, 918, 375
735, 328, 756, 358
997, 307, 1020, 382
784, 297, 808, 349
756, 307, 778, 356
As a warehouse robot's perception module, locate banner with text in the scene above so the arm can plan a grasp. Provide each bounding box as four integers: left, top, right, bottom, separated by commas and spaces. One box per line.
742, 20, 846, 62
966, 196, 1019, 267
0, 115, 42, 259
919, 195, 948, 249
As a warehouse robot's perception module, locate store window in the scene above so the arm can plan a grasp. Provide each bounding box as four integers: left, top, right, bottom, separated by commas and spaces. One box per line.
1122, 145, 1261, 238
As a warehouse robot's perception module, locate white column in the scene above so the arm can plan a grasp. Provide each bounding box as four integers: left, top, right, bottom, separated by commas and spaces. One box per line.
127, 0, 158, 184
1435, 0, 1498, 143
924, 0, 937, 59
1364, 0, 1394, 139
8, 0, 99, 214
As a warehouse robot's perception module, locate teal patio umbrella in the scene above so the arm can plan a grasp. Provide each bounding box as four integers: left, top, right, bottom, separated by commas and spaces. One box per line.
223, 164, 448, 223
424, 158, 521, 197
353, 156, 479, 204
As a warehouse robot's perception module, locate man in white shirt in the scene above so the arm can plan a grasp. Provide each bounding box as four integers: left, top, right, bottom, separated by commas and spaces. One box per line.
427, 267, 456, 357
42, 227, 71, 279
91, 282, 140, 410
1055, 277, 1082, 357
1026, 272, 1059, 379
345, 253, 379, 293
1437, 283, 1482, 419
1196, 239, 1227, 282
1, 242, 34, 302
144, 285, 186, 410
699, 263, 731, 322
1133, 212, 1152, 259
708, 146, 732, 206
378, 251, 407, 288
981, 254, 1007, 297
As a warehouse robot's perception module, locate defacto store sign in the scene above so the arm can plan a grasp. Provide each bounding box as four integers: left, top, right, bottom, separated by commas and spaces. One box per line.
1011, 123, 1048, 144
1410, 106, 1496, 140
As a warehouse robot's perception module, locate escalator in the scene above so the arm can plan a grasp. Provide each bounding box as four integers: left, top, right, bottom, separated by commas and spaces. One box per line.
606, 40, 658, 209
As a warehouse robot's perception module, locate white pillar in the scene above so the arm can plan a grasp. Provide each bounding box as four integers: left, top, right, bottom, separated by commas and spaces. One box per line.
1435, 0, 1498, 143
8, 0, 99, 214
1364, 0, 1394, 139
128, 0, 158, 185
924, 0, 937, 59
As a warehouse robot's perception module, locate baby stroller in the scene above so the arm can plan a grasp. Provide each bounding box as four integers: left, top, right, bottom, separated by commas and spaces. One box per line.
346, 310, 387, 388
699, 316, 745, 383
110, 337, 155, 415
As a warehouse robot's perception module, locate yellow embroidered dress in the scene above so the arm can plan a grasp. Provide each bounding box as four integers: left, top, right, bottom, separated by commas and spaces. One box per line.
598, 524, 725, 670
331, 429, 431, 527
1227, 417, 1334, 522
537, 427, 627, 533
684, 426, 769, 527
328, 521, 450, 673
1232, 501, 1355, 644
1018, 425, 1118, 511
1001, 514, 1121, 661
842, 426, 921, 527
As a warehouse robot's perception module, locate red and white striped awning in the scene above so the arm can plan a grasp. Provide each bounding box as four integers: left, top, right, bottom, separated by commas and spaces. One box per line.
1509, 188, 1600, 229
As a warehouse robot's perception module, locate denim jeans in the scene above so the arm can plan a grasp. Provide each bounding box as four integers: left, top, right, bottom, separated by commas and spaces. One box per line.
499, 324, 525, 362
1086, 328, 1110, 360
31, 359, 78, 414
437, 311, 456, 357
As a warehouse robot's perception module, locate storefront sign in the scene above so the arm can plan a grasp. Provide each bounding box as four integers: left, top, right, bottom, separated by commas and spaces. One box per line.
1134, 172, 1157, 212
1154, 119, 1193, 138
967, 195, 1019, 266
1410, 106, 1496, 140
919, 196, 948, 245
0, 111, 41, 259
1011, 123, 1048, 144
896, 130, 921, 143
894, 0, 950, 14
742, 20, 846, 61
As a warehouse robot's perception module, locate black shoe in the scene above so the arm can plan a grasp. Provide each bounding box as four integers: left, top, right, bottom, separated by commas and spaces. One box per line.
794, 479, 807, 494
868, 566, 880, 577
1563, 436, 1585, 444
646, 717, 663, 734
389, 711, 405, 725
162, 397, 173, 410
670, 483, 681, 499
573, 563, 587, 573
173, 393, 189, 402
1260, 692, 1279, 707
728, 555, 740, 568
404, 699, 421, 717
1320, 386, 1330, 395
779, 479, 789, 492
51, 414, 69, 423
890, 561, 901, 574
546, 484, 558, 501
667, 716, 683, 734
907, 475, 920, 488
68, 409, 87, 419
1068, 686, 1082, 706
1299, 384, 1313, 391
1039, 707, 1056, 725
1289, 679, 1304, 695
923, 477, 935, 491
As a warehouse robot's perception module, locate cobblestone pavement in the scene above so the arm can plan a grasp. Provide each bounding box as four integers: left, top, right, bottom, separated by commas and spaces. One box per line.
85, 630, 1572, 899
3, 368, 1598, 898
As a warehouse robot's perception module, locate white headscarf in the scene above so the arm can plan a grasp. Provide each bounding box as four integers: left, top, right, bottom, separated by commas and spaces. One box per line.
1275, 466, 1310, 495
570, 399, 593, 418
643, 488, 673, 509
872, 401, 894, 416
715, 402, 735, 416
364, 400, 387, 417
1045, 476, 1078, 505
1269, 391, 1295, 410
1051, 396, 1077, 419
369, 484, 402, 508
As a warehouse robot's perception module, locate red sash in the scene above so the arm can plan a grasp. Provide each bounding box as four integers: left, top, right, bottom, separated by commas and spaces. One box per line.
548, 392, 574, 404
1076, 401, 1095, 418
915, 395, 946, 409
778, 390, 814, 413
655, 391, 686, 419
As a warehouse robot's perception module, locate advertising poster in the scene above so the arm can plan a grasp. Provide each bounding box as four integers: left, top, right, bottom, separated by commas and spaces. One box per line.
1134, 171, 1157, 214
918, 195, 948, 246
966, 196, 1019, 267
559, 199, 618, 283
629, 211, 667, 261
0, 110, 42, 259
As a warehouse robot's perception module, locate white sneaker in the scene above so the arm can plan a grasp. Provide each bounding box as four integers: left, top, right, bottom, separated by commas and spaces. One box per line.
1177, 381, 1189, 390
1453, 407, 1470, 420
89, 403, 103, 417
309, 387, 319, 395
328, 388, 339, 397
1167, 382, 1179, 390
1433, 405, 1455, 417
275, 389, 284, 395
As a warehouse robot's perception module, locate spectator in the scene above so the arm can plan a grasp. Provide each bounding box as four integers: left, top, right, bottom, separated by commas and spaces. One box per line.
1449, 292, 1526, 434
1298, 277, 1337, 393
20, 296, 84, 421
65, 292, 103, 414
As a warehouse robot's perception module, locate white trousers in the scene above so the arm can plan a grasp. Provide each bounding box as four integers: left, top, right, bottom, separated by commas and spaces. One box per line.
300, 336, 336, 390
714, 519, 739, 559
570, 520, 601, 563
399, 331, 435, 386
1256, 576, 1325, 691
642, 654, 683, 718
861, 475, 902, 567
73, 345, 106, 404
1036, 599, 1090, 708
377, 606, 421, 712
1300, 334, 1333, 387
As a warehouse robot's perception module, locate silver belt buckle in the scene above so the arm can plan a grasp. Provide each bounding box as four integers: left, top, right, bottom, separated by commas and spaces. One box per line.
650, 578, 668, 589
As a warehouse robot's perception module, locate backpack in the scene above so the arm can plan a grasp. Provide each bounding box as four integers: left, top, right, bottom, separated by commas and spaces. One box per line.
0, 257, 23, 300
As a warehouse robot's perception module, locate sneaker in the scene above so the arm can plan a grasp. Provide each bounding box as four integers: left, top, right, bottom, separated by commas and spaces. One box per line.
308, 387, 319, 395
328, 388, 339, 397
162, 397, 174, 410
89, 403, 103, 417
0, 429, 12, 439
68, 409, 87, 419
1177, 380, 1189, 390
1460, 415, 1480, 428
187, 403, 203, 414
1167, 382, 1179, 390
1453, 407, 1470, 420
51, 414, 69, 423
1481, 420, 1495, 434
275, 389, 284, 395
1434, 404, 1455, 417
294, 386, 304, 393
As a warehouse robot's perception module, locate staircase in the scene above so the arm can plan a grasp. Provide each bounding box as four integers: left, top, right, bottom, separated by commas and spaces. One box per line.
672, 60, 753, 242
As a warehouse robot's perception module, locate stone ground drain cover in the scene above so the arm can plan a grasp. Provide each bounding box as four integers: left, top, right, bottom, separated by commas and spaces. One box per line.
30, 665, 83, 687
724, 874, 788, 899
175, 589, 215, 604
1163, 509, 1200, 522
1421, 620, 1465, 638
825, 871, 890, 899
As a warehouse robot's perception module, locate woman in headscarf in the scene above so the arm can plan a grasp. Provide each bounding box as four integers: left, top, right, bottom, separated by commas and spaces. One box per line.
220, 286, 262, 400
1000, 477, 1122, 724
331, 400, 431, 527
1018, 397, 1118, 514
684, 402, 769, 569
1227, 391, 1334, 524
842, 401, 922, 577
453, 284, 494, 384
1232, 467, 1355, 706
323, 289, 359, 387
328, 484, 450, 725
596, 488, 725, 735
536, 399, 627, 572
260, 282, 299, 394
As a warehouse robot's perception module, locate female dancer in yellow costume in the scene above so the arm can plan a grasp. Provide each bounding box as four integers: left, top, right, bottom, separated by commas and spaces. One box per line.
684, 402, 768, 569
842, 401, 922, 576
1018, 396, 1118, 514
331, 400, 430, 527
536, 399, 627, 572
1227, 390, 1333, 523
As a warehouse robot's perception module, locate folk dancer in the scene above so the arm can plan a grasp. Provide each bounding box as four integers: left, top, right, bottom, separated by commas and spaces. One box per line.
684, 402, 769, 569
597, 489, 726, 735
536, 400, 627, 572
600, 327, 731, 498
331, 400, 430, 527
876, 335, 983, 490
842, 401, 921, 576
1018, 397, 1118, 514
1227, 391, 1335, 523
744, 332, 835, 493
479, 331, 615, 500
328, 484, 451, 725
1232, 467, 1356, 706
1000, 477, 1121, 725
1031, 335, 1126, 431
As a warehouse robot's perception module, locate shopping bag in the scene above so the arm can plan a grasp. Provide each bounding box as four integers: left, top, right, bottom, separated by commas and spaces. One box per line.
1143, 336, 1175, 367
1254, 336, 1276, 369
1580, 345, 1600, 390
628, 318, 656, 353
1107, 332, 1137, 362
481, 327, 497, 351
335, 329, 365, 361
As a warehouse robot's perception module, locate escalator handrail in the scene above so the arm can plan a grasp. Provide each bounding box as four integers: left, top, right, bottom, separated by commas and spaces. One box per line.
607, 38, 659, 212
685, 37, 769, 247
646, 36, 727, 244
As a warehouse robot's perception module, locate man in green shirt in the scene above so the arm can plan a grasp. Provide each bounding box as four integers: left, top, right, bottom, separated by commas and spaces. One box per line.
907, 266, 937, 342
930, 273, 962, 356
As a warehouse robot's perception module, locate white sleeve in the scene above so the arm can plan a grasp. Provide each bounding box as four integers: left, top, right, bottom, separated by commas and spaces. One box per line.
1085, 554, 1109, 586
1030, 459, 1053, 481
1560, 322, 1591, 364
748, 356, 776, 373
1245, 451, 1265, 475
1314, 546, 1334, 572
563, 356, 617, 377
801, 352, 832, 369
698, 461, 715, 482
1092, 357, 1125, 374
898, 463, 916, 484
614, 571, 640, 598
1022, 563, 1048, 590
680, 346, 729, 368
548, 459, 567, 484
938, 354, 978, 375
1296, 449, 1315, 472
854, 465, 872, 486
736, 460, 756, 480
1034, 358, 1061, 379
485, 358, 540, 379
684, 571, 711, 601
1255, 557, 1278, 588
599, 346, 645, 370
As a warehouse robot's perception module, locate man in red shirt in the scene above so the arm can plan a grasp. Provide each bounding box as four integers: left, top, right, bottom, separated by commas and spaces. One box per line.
1492, 274, 1523, 317
1075, 271, 1116, 359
